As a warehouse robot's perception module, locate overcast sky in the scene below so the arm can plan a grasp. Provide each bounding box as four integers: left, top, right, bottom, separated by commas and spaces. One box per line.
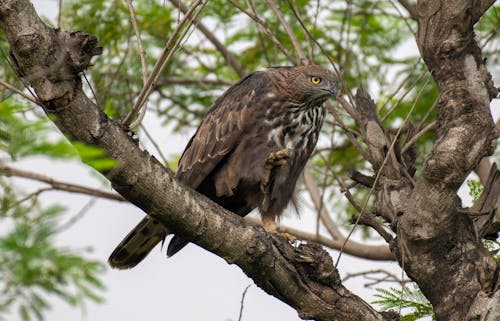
6, 1, 497, 321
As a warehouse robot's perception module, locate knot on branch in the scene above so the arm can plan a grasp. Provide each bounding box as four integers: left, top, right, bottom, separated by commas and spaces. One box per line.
63, 31, 103, 74
294, 243, 340, 286
10, 27, 102, 109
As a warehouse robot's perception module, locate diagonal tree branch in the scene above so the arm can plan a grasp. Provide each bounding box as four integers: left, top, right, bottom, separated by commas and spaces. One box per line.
0, 1, 394, 320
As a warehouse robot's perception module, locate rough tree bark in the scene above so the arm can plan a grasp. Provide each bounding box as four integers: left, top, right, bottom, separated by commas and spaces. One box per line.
397, 1, 499, 320
349, 1, 499, 320
0, 0, 499, 321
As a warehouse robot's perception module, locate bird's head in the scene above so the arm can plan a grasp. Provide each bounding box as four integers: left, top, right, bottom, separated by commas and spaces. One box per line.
275, 65, 339, 106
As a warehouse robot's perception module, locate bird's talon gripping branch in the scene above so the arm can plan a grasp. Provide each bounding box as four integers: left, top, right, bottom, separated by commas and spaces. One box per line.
276, 231, 297, 243
262, 214, 297, 243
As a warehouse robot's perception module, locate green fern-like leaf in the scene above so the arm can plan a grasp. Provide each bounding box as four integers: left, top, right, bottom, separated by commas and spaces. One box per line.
373, 284, 434, 320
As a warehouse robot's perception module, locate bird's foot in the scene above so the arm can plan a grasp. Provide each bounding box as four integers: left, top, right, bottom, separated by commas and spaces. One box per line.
275, 231, 297, 243
262, 217, 296, 243
261, 149, 291, 187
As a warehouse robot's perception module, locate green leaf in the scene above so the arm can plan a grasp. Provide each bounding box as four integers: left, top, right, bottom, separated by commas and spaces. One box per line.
73, 142, 119, 171
0, 183, 105, 321
466, 179, 484, 204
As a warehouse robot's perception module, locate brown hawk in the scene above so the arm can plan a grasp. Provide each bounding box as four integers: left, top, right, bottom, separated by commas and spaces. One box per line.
109, 65, 338, 269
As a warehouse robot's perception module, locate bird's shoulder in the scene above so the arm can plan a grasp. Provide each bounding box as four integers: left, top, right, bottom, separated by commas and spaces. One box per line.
175, 70, 272, 187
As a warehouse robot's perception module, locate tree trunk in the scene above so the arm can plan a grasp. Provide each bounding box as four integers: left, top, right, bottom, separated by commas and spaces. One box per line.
395, 1, 499, 320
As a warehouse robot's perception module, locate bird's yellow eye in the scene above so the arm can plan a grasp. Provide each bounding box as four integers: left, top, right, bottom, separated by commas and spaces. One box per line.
310, 76, 321, 85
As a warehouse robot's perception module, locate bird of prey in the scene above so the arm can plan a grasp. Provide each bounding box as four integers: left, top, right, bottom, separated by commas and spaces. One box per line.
109, 65, 338, 269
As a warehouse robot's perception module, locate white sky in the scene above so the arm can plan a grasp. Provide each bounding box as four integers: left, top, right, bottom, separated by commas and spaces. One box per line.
4, 1, 497, 321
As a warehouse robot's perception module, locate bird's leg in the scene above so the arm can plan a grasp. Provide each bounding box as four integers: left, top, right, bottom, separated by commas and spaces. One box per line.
261, 148, 291, 188
260, 149, 296, 243
262, 213, 278, 234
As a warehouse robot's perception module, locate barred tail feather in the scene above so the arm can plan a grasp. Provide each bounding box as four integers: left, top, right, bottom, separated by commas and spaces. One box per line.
109, 217, 168, 269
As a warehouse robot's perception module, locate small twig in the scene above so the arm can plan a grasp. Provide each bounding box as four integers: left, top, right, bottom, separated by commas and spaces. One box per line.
6, 187, 50, 210
381, 71, 429, 122
0, 80, 40, 105
237, 284, 252, 321
125, 0, 148, 84
415, 97, 439, 132
284, 2, 344, 78
57, 0, 63, 28
82, 72, 102, 108
0, 165, 125, 201
169, 0, 245, 77
266, 0, 308, 64
401, 120, 436, 153
336, 173, 396, 242
327, 103, 371, 161
244, 217, 394, 261
55, 197, 97, 233
303, 165, 344, 241
228, 0, 298, 65
389, 0, 416, 34
128, 0, 207, 130
396, 0, 418, 19
379, 58, 422, 113
155, 76, 233, 87
139, 124, 169, 165
339, 0, 355, 69
122, 0, 206, 128
333, 96, 357, 122
343, 269, 410, 287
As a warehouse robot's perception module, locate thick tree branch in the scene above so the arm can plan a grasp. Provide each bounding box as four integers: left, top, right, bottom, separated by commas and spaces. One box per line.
0, 1, 393, 320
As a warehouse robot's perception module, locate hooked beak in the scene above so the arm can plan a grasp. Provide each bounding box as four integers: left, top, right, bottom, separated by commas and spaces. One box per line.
329, 82, 339, 97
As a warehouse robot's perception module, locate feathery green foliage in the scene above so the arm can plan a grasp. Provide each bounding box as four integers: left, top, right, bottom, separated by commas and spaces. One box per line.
0, 180, 105, 321
372, 285, 434, 321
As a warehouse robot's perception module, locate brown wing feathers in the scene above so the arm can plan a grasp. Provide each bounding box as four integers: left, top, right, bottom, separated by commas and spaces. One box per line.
108, 71, 263, 268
